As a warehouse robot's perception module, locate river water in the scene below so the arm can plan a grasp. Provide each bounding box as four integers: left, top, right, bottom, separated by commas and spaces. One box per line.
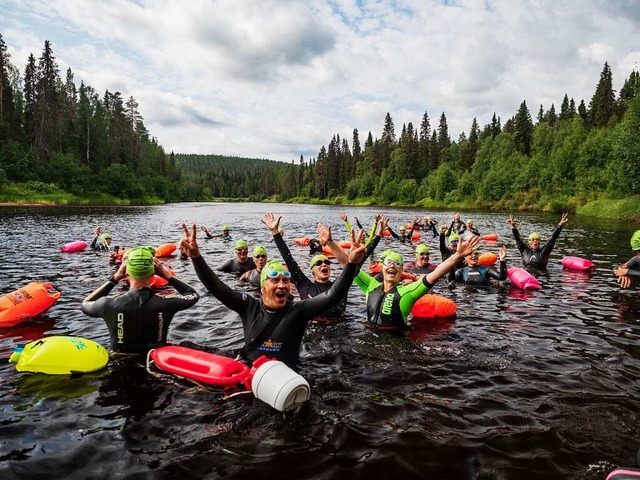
0, 203, 639, 480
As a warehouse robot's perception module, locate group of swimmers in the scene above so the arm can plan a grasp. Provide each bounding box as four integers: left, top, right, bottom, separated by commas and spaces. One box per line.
81, 213, 640, 369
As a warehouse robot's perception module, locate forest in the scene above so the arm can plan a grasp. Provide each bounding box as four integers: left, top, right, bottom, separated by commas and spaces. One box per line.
1, 34, 639, 218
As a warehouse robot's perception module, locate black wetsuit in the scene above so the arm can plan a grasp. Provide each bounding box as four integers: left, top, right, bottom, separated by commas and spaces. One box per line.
623, 256, 640, 279
512, 225, 563, 268
454, 261, 507, 286
90, 235, 111, 252
458, 226, 480, 238
239, 268, 261, 287
446, 220, 466, 236
218, 258, 256, 274
406, 263, 436, 275
192, 255, 358, 366
388, 224, 417, 242
423, 219, 438, 237
439, 232, 466, 280
81, 277, 199, 353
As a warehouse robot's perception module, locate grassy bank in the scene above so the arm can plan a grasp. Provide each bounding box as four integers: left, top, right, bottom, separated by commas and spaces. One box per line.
0, 182, 164, 206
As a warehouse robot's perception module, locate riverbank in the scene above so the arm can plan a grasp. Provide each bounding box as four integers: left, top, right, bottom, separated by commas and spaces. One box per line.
2, 182, 638, 221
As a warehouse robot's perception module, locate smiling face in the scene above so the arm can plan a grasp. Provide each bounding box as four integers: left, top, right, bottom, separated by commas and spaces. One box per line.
416, 252, 430, 267
382, 256, 404, 285
528, 238, 541, 250
261, 275, 291, 309
466, 251, 479, 267
254, 253, 267, 270
311, 259, 332, 283
235, 247, 248, 262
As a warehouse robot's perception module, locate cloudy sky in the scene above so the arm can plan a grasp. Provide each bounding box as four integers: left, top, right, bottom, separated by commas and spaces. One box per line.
1, 0, 639, 162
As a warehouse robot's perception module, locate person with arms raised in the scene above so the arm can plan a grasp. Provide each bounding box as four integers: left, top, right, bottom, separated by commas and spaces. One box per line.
507, 213, 568, 269
179, 223, 366, 367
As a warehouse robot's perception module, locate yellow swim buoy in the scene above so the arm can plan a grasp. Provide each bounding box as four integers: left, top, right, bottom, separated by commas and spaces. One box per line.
9, 336, 109, 374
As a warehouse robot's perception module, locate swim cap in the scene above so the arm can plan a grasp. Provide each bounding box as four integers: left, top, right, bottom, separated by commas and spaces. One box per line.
278, 227, 284, 233
102, 233, 111, 240
467, 220, 473, 225
234, 240, 248, 250
379, 249, 393, 262
631, 230, 640, 250
252, 245, 267, 257
310, 254, 329, 270
383, 251, 404, 266
399, 225, 406, 232
125, 246, 155, 278
260, 261, 291, 286
222, 225, 230, 232
449, 233, 460, 246
415, 244, 430, 255
528, 232, 541, 241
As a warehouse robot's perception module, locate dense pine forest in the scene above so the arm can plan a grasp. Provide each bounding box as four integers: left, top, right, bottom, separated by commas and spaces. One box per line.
1, 34, 639, 218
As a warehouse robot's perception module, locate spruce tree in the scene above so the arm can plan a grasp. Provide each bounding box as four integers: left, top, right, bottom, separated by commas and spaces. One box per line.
514, 101, 533, 155
437, 112, 450, 165
589, 62, 616, 128
418, 111, 430, 176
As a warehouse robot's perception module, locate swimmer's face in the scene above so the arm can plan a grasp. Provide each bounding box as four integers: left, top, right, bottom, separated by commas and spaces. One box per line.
416, 252, 430, 267
529, 238, 540, 249
253, 254, 267, 270
466, 251, 479, 267
236, 247, 248, 261
382, 259, 403, 285
311, 259, 331, 282
454, 214, 461, 221
261, 275, 291, 309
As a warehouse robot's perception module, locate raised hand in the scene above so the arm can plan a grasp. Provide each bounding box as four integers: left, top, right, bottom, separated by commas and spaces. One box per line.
154, 257, 173, 279
317, 223, 332, 244
618, 275, 632, 288
112, 261, 128, 282
440, 225, 448, 234
499, 244, 507, 262
200, 226, 209, 233
507, 214, 516, 228
559, 213, 569, 226
262, 212, 282, 234
179, 223, 200, 258
377, 216, 389, 237
339, 212, 347, 222
456, 235, 481, 257
347, 244, 366, 264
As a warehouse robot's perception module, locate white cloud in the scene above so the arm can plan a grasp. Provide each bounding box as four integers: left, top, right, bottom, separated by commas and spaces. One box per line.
1, 0, 639, 161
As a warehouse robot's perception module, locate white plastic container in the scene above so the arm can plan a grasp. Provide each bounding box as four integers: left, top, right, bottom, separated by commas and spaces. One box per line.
251, 360, 310, 411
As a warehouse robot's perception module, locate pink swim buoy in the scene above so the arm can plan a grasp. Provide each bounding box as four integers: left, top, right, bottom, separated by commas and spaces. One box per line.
561, 256, 596, 272
61, 241, 88, 253
507, 267, 541, 290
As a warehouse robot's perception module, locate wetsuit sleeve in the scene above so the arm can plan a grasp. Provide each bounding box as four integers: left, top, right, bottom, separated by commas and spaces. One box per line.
625, 257, 640, 278
387, 227, 400, 240
164, 276, 200, 309
273, 233, 311, 289
343, 219, 353, 236
454, 268, 465, 282
81, 280, 117, 316
354, 269, 373, 293
300, 262, 358, 316
511, 227, 526, 253
204, 231, 214, 239
439, 233, 450, 261
495, 260, 507, 280
90, 235, 99, 250
398, 276, 433, 319
366, 221, 377, 245
192, 255, 245, 311
363, 234, 382, 265
355, 218, 364, 231
540, 226, 563, 259
446, 221, 454, 237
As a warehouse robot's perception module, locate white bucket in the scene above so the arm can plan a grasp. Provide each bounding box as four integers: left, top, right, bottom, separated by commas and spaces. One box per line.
251, 360, 310, 411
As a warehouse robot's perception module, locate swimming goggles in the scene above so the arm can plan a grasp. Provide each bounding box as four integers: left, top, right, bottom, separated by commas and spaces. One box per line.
254, 254, 267, 259
263, 270, 291, 280
313, 259, 331, 267
382, 258, 404, 268
418, 252, 430, 257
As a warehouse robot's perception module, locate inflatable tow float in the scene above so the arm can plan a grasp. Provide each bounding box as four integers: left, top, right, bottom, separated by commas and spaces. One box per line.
0, 282, 61, 328
411, 294, 457, 318
561, 256, 596, 272
507, 267, 541, 290
147, 346, 310, 412
61, 240, 88, 253
9, 336, 109, 374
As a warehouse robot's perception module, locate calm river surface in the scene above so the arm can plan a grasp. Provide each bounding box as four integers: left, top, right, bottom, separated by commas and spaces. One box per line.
0, 203, 639, 480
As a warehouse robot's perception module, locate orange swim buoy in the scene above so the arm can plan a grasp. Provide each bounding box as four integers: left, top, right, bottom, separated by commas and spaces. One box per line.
411, 294, 457, 318
411, 231, 422, 240
478, 252, 497, 266
337, 240, 351, 249
0, 282, 61, 328
481, 234, 499, 241
293, 237, 311, 246
322, 246, 335, 257
155, 243, 177, 257
368, 262, 382, 274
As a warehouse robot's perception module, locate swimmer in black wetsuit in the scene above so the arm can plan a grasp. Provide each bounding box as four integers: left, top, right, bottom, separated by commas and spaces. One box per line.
446, 213, 466, 236
238, 245, 268, 287
507, 213, 569, 269
614, 230, 640, 289
201, 225, 232, 241
179, 223, 366, 367
458, 219, 480, 239
90, 226, 114, 252
218, 240, 256, 274
454, 244, 508, 286
407, 243, 436, 275
439, 226, 465, 280
81, 246, 200, 354
422, 216, 438, 237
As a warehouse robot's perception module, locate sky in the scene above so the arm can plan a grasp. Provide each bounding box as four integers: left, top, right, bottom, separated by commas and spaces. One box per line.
1, 0, 639, 163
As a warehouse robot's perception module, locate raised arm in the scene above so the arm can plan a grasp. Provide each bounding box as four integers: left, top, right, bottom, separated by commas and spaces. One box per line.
427, 235, 480, 286
263, 212, 310, 288
318, 223, 349, 266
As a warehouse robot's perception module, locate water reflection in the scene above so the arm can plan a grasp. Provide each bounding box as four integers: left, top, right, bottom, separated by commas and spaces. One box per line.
0, 203, 639, 479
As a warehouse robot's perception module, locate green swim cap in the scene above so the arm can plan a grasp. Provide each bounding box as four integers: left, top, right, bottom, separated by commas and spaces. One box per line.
310, 254, 329, 270
125, 246, 155, 278
528, 232, 541, 241
415, 243, 430, 255
102, 233, 111, 240
449, 233, 460, 246
234, 240, 248, 250
467, 219, 474, 225
379, 248, 393, 262
260, 260, 291, 286
399, 225, 406, 231
252, 245, 267, 257
631, 230, 640, 251
222, 225, 230, 232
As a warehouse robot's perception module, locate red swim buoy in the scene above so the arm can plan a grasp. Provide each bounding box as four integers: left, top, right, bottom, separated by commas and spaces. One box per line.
61, 241, 88, 253
478, 252, 497, 266
148, 345, 252, 388
369, 262, 382, 274
561, 256, 596, 272
411, 294, 457, 318
0, 282, 61, 328
337, 240, 351, 249
481, 234, 499, 241
293, 237, 311, 246
507, 267, 541, 290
